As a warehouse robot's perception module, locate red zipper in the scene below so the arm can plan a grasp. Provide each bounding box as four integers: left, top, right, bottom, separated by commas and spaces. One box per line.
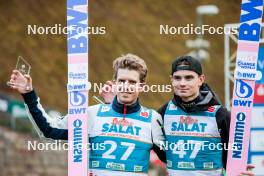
123, 105, 127, 119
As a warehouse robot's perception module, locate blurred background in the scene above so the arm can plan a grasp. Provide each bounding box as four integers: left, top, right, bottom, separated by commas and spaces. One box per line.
0, 0, 263, 175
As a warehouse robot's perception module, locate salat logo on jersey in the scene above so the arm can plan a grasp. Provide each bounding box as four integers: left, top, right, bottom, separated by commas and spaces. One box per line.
171, 116, 207, 132
102, 118, 142, 136
111, 118, 133, 126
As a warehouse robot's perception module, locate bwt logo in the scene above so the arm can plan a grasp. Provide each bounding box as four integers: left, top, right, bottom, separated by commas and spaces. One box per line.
233, 99, 252, 107
237, 71, 257, 80
69, 108, 86, 115
73, 119, 83, 162
68, 84, 87, 91
70, 91, 86, 106
235, 79, 253, 98
232, 112, 246, 159
67, 0, 88, 54
69, 91, 86, 114
238, 0, 262, 42
233, 80, 253, 107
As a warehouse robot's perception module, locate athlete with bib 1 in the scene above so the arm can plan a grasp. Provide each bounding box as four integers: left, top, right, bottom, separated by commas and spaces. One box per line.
8, 54, 165, 176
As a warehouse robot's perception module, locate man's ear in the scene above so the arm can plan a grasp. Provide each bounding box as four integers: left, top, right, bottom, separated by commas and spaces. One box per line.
199, 74, 205, 86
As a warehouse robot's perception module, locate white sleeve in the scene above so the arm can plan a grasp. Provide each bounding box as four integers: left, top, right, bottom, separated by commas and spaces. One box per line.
87, 104, 101, 134
151, 110, 165, 148
151, 110, 166, 162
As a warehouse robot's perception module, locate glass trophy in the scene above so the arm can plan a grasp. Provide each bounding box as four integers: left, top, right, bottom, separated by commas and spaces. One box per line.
7, 56, 31, 90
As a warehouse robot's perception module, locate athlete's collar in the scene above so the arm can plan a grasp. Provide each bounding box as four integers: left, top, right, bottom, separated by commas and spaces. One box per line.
172, 93, 202, 112
112, 96, 141, 114
172, 94, 201, 106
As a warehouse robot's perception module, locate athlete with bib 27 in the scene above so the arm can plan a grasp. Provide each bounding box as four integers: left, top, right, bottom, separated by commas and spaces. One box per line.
8, 54, 165, 176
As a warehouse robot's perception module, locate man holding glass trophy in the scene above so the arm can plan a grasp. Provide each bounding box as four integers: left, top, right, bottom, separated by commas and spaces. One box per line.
7, 55, 255, 176
8, 54, 168, 176
7, 56, 32, 92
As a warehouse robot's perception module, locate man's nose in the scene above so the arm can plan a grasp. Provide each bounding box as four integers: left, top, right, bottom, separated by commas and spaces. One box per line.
121, 81, 129, 89
122, 81, 132, 91
179, 79, 187, 86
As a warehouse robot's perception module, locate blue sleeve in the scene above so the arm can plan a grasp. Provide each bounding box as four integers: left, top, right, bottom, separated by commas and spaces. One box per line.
22, 90, 68, 140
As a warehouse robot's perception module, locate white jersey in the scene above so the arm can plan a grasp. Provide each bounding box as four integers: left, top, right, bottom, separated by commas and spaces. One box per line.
164, 101, 224, 176
23, 92, 165, 176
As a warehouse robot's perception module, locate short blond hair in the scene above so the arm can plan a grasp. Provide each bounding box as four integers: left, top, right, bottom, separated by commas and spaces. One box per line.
113, 53, 148, 83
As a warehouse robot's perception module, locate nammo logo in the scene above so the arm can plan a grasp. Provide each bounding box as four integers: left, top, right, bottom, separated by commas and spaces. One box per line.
73, 119, 83, 162
232, 112, 246, 159
235, 79, 253, 98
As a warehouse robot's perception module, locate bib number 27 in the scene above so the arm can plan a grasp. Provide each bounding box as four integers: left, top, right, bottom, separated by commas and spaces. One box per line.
102, 140, 135, 160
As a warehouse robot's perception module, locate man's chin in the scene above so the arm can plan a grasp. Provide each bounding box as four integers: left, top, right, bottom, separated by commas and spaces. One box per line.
176, 93, 190, 97
119, 97, 134, 105
176, 93, 192, 99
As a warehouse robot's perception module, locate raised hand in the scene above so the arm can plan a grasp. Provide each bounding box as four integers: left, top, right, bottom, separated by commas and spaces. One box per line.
237, 164, 255, 176
8, 70, 33, 94
99, 80, 116, 103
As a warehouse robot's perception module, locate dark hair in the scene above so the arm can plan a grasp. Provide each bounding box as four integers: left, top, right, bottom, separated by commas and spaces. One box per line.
171, 56, 203, 75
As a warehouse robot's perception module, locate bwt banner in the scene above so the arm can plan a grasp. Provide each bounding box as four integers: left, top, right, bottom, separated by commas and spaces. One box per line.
67, 0, 89, 176
226, 0, 263, 175
249, 46, 264, 176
